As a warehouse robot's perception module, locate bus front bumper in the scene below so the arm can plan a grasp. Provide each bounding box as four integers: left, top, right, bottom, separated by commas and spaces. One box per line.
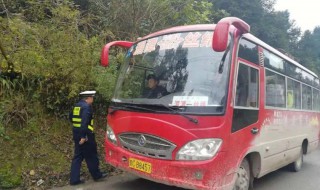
105, 141, 235, 190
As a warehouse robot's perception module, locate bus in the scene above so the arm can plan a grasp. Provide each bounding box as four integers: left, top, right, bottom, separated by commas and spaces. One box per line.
100, 17, 320, 190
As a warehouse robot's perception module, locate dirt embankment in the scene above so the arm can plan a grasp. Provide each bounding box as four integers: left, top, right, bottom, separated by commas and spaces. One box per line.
0, 119, 115, 189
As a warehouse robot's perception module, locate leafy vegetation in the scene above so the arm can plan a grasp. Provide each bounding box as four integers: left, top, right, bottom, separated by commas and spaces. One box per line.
0, 0, 319, 189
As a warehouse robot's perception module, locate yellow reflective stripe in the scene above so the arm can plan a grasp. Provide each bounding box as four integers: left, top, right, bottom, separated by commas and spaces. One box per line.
73, 107, 81, 116
72, 118, 82, 122
73, 124, 81, 127
90, 119, 94, 125
73, 124, 93, 131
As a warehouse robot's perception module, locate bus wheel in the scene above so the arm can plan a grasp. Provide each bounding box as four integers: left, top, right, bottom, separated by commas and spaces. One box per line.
233, 158, 251, 190
290, 147, 303, 172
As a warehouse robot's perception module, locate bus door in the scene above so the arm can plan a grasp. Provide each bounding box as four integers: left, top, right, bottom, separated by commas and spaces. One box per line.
229, 38, 261, 161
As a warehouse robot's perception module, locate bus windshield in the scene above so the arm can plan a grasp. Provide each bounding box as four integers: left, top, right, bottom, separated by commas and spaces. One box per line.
112, 31, 231, 114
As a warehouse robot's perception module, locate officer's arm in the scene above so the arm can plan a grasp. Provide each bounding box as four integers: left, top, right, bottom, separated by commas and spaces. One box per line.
80, 105, 91, 138
69, 110, 73, 122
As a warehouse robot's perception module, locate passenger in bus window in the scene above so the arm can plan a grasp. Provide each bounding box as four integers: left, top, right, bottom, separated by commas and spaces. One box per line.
142, 74, 168, 98
287, 90, 294, 108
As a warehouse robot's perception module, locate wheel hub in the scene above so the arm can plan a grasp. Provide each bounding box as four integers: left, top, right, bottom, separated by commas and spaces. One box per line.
234, 166, 249, 190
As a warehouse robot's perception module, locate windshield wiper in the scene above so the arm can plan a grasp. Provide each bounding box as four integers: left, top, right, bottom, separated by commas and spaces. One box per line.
109, 104, 158, 114
150, 104, 198, 124
218, 44, 230, 74
108, 105, 131, 114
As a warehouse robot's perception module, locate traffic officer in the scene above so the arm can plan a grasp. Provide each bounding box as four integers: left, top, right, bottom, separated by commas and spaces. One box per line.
69, 90, 107, 185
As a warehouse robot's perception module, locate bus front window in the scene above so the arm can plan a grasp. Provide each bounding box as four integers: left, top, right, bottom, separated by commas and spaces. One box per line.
113, 31, 231, 114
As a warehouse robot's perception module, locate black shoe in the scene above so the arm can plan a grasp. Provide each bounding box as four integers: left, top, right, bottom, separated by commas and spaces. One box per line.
94, 173, 108, 182
70, 180, 85, 186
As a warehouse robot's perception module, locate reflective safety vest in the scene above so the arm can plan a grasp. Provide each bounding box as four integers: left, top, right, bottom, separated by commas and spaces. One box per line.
72, 106, 94, 131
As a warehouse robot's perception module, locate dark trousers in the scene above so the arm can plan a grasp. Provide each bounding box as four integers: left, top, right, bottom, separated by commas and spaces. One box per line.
70, 131, 102, 183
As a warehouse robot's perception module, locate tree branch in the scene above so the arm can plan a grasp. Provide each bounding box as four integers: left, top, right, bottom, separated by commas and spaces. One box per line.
1, 0, 10, 20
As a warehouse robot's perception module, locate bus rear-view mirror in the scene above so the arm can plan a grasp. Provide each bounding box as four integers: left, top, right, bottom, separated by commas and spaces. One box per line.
101, 41, 134, 67
212, 17, 250, 52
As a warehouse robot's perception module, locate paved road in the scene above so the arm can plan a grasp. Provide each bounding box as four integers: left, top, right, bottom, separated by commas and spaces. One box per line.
253, 147, 320, 190
53, 147, 320, 190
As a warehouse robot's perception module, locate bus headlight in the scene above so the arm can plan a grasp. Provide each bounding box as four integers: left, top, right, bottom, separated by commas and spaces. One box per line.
176, 139, 222, 161
106, 125, 117, 145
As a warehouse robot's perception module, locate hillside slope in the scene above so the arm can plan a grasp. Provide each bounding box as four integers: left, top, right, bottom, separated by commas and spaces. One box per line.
0, 117, 114, 189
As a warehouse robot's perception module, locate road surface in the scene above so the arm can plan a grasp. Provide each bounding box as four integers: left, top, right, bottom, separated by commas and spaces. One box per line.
53, 147, 320, 190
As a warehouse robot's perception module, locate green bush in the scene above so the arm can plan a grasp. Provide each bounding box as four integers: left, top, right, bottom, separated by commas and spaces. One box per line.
0, 95, 30, 129
0, 164, 22, 189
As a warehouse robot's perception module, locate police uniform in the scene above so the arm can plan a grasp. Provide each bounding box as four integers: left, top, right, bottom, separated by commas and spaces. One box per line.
69, 91, 106, 185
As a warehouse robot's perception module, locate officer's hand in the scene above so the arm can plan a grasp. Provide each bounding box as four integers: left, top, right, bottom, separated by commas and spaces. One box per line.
79, 138, 87, 145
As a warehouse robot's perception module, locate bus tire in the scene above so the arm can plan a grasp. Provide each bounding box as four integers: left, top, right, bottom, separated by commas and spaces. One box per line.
290, 147, 303, 172
233, 158, 251, 190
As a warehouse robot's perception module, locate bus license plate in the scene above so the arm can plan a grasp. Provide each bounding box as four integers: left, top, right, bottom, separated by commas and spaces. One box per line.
129, 158, 152, 174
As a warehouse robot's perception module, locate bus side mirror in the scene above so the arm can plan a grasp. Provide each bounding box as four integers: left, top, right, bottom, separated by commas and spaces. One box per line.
212, 17, 250, 52
101, 41, 134, 67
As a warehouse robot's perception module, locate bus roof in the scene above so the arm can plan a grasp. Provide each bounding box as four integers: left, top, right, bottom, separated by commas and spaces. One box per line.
140, 24, 215, 41
138, 24, 318, 78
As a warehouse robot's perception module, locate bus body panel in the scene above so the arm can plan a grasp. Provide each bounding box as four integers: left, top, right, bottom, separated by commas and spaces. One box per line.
105, 140, 234, 190
107, 112, 228, 151
251, 109, 320, 177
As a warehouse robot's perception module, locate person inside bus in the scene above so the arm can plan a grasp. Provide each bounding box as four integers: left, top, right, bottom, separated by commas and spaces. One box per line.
142, 74, 168, 98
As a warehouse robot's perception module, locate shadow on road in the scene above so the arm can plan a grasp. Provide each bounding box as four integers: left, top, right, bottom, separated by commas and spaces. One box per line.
110, 178, 184, 190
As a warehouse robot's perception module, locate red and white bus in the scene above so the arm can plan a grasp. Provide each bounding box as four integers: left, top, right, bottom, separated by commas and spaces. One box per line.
100, 17, 320, 190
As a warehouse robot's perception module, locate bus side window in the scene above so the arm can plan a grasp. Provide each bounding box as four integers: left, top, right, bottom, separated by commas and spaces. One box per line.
236, 65, 249, 106
287, 78, 301, 109
236, 63, 259, 108
265, 70, 286, 108
238, 39, 259, 65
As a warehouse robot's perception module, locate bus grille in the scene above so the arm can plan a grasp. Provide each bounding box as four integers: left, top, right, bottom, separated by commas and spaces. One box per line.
118, 133, 176, 160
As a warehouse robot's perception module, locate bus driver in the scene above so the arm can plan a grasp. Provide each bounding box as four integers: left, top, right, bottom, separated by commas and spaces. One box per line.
142, 74, 168, 99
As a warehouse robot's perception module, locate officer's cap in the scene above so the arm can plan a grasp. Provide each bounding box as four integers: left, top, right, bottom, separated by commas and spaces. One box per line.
79, 90, 96, 97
